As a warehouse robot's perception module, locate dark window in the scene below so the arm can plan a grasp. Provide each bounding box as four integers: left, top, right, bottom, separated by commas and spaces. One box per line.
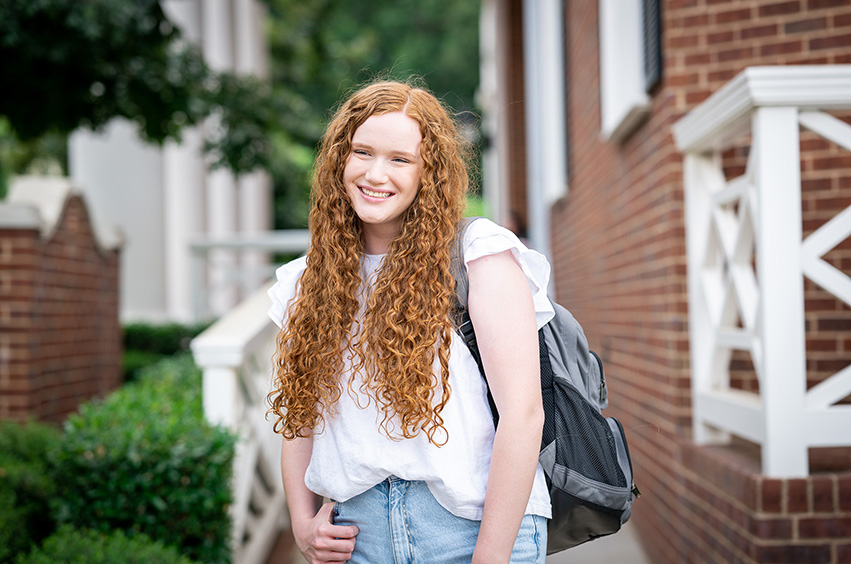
642, 0, 662, 92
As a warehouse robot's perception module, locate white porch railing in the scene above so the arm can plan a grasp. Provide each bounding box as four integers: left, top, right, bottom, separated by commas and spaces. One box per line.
191, 283, 287, 564
190, 230, 310, 320
673, 65, 851, 478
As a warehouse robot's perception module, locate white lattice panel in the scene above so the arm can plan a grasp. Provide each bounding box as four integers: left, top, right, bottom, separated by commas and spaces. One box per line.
798, 111, 851, 439
676, 66, 851, 477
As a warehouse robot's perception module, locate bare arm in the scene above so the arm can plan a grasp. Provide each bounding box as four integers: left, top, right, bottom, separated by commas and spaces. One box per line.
466, 250, 545, 564
280, 436, 358, 563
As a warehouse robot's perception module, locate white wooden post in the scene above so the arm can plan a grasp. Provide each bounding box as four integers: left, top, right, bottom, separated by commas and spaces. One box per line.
202, 366, 241, 429
751, 107, 809, 476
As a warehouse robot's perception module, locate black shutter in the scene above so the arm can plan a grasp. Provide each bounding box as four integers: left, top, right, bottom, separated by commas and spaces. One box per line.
642, 0, 662, 92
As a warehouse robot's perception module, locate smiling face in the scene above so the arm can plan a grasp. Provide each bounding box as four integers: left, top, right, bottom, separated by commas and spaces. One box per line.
343, 111, 425, 254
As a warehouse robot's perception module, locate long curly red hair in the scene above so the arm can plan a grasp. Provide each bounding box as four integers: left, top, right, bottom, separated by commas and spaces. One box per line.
267, 81, 470, 446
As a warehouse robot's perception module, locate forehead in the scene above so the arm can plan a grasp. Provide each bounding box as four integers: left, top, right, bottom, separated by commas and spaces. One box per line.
352, 112, 422, 153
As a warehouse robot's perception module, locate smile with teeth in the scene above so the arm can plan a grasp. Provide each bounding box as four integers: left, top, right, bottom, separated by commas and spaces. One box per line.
360, 186, 392, 199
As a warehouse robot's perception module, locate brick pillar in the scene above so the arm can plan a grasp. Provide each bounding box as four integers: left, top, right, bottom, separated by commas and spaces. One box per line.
0, 178, 122, 423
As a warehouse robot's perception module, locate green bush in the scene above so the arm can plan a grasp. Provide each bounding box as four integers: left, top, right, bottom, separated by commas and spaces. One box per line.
51, 355, 236, 564
121, 349, 167, 383
122, 322, 210, 382
123, 322, 210, 356
16, 525, 200, 564
0, 420, 62, 562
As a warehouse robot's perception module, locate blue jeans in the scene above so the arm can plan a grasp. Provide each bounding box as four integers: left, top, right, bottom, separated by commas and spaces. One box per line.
332, 477, 547, 564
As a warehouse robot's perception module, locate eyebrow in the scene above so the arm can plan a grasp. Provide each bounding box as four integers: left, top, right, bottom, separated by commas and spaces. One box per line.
351, 142, 419, 160
393, 151, 419, 160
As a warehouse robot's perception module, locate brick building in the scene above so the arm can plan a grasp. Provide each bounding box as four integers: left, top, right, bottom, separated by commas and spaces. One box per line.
481, 1, 851, 562
0, 177, 122, 424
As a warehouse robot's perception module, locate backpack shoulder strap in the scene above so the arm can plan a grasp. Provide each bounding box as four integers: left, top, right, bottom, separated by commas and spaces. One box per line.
451, 216, 500, 427
451, 216, 480, 309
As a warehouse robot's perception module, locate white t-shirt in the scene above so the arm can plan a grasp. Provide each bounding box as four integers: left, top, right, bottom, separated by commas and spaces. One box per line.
267, 218, 554, 520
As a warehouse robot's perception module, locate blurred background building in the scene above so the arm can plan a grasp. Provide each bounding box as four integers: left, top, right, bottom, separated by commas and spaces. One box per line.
68, 0, 272, 323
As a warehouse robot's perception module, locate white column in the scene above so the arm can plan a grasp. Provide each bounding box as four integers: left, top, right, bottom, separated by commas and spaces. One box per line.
478, 0, 506, 224
237, 172, 272, 291
203, 0, 239, 315
162, 0, 206, 322
203, 0, 235, 72
752, 107, 808, 477
233, 0, 268, 77
234, 0, 272, 291
163, 132, 206, 322
162, 0, 202, 41
522, 0, 567, 261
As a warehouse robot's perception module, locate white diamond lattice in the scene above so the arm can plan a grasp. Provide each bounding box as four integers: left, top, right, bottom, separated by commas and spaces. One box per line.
799, 111, 851, 410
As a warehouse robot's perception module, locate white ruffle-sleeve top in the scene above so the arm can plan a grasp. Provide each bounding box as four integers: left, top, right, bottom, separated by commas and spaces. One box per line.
267, 218, 554, 520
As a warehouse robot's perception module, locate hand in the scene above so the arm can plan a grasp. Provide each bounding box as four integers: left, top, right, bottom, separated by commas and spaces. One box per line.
292, 501, 358, 564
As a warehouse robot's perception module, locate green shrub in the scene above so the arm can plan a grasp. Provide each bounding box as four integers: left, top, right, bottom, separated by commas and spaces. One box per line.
123, 322, 210, 356
51, 355, 236, 564
16, 525, 200, 564
0, 420, 62, 561
122, 322, 209, 383
121, 349, 167, 383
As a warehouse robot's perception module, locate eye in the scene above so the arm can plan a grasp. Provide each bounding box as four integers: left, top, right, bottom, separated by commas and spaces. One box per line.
352, 149, 370, 157
392, 157, 411, 164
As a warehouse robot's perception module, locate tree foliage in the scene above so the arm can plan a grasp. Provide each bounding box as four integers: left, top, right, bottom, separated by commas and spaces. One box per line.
0, 0, 274, 176
1, 0, 201, 142
0, 0, 481, 226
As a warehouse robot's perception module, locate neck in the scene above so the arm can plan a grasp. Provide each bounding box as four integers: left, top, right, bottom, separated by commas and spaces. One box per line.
362, 222, 401, 255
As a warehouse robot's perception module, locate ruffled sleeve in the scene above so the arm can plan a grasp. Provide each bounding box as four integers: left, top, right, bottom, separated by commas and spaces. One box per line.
267, 255, 308, 328
463, 218, 555, 329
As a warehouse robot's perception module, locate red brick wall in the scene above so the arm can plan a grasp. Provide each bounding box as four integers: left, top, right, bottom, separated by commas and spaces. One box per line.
0, 193, 121, 424
543, 1, 851, 562
674, 442, 851, 562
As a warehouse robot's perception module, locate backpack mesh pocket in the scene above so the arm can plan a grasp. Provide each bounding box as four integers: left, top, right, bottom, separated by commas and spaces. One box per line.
549, 378, 627, 488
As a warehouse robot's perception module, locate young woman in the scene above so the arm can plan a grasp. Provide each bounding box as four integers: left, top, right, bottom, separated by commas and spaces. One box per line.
267, 81, 554, 564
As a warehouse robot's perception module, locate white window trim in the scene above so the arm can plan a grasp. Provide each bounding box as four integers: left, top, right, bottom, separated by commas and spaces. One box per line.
523, 0, 567, 263
598, 0, 651, 142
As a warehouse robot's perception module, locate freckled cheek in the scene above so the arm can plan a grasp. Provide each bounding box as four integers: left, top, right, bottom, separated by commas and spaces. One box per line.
341, 165, 359, 201
342, 159, 356, 184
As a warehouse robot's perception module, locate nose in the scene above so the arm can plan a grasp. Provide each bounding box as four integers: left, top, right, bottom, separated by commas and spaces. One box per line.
364, 159, 388, 185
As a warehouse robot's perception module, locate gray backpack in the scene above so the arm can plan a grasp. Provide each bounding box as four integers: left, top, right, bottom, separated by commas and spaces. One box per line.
452, 218, 639, 554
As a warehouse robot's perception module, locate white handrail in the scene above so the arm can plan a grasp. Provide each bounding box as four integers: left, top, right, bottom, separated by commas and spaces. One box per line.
189, 229, 310, 320
674, 65, 851, 477
191, 283, 286, 564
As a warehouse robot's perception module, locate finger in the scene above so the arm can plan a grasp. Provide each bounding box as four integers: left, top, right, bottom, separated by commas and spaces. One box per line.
317, 501, 335, 522
318, 501, 358, 538
313, 543, 355, 563
327, 523, 358, 539
314, 529, 356, 551
310, 549, 350, 564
